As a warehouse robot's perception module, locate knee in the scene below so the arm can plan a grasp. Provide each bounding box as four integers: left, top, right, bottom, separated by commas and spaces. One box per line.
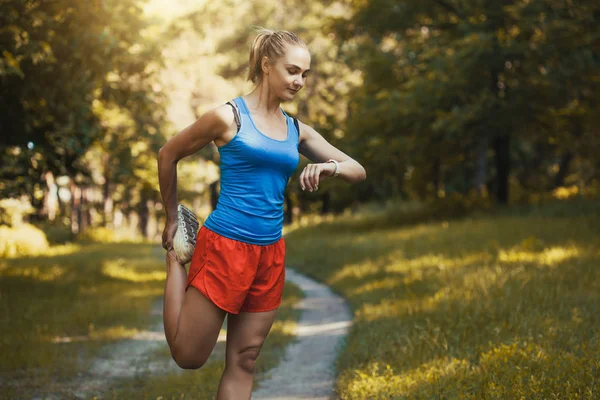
172, 348, 208, 370
237, 346, 261, 374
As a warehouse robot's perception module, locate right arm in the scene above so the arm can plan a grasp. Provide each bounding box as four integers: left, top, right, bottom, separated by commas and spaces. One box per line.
157, 104, 234, 250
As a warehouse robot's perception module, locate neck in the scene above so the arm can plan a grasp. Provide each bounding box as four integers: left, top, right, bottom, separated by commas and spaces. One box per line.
244, 81, 283, 117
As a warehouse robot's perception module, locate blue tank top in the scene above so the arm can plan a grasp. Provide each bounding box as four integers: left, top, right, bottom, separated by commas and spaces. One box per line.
203, 96, 300, 245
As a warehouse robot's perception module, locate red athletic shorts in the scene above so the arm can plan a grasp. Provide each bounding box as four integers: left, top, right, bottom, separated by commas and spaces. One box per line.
185, 225, 286, 314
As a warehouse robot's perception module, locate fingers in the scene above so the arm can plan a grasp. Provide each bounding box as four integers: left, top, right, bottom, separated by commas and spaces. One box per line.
162, 220, 177, 250
299, 163, 322, 192
166, 248, 182, 265
300, 165, 312, 191
162, 240, 173, 251
306, 165, 318, 191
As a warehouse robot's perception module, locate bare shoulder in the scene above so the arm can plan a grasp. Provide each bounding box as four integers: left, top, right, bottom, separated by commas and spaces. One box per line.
204, 103, 236, 134
159, 102, 238, 161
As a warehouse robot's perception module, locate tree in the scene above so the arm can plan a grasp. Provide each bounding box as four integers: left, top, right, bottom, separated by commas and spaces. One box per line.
332, 0, 599, 204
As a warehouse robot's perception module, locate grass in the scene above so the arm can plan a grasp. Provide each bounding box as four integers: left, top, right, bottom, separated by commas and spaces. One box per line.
0, 240, 304, 399
284, 198, 600, 399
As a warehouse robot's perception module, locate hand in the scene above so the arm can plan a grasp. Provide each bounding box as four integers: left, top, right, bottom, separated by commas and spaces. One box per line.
166, 248, 183, 267
299, 162, 336, 192
162, 218, 178, 251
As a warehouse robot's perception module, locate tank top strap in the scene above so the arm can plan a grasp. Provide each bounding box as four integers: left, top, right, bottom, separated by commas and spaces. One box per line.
232, 96, 246, 113
233, 97, 299, 144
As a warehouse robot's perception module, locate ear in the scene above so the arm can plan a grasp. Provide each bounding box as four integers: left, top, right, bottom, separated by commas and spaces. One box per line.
261, 56, 270, 76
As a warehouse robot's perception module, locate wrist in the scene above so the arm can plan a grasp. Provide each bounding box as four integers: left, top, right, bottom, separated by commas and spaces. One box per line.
326, 159, 340, 177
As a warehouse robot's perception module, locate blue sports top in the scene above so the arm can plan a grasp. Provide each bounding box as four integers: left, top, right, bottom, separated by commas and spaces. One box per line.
203, 96, 300, 245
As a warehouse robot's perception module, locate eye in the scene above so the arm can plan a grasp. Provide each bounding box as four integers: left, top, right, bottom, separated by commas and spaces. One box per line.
287, 68, 309, 79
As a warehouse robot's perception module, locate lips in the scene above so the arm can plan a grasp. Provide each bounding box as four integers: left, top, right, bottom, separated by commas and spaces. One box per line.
288, 88, 299, 93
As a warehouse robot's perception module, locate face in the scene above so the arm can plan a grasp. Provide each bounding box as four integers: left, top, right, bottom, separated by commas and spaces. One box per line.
262, 43, 311, 101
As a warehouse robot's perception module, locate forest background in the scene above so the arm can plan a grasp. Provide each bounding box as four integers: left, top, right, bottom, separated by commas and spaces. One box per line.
1, 0, 597, 251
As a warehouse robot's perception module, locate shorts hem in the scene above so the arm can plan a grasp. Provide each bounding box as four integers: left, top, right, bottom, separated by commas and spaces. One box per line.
186, 281, 240, 315
239, 300, 282, 314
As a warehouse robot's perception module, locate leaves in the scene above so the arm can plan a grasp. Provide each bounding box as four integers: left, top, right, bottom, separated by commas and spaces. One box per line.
0, 0, 169, 207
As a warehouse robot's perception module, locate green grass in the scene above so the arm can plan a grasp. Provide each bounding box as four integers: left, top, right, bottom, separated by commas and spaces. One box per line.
0, 241, 304, 399
0, 243, 165, 397
284, 199, 600, 399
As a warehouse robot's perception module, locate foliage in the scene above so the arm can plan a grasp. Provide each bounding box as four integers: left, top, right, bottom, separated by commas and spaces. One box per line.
332, 0, 600, 204
34, 220, 74, 244
0, 0, 170, 207
0, 223, 49, 257
0, 197, 34, 226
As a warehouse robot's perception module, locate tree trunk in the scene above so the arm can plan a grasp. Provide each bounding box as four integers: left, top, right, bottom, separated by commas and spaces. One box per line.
475, 137, 488, 195
79, 186, 91, 233
42, 171, 59, 222
493, 134, 510, 204
553, 151, 573, 189
70, 182, 81, 234
432, 157, 441, 197
487, 10, 509, 204
57, 182, 66, 218
321, 191, 330, 214
103, 178, 114, 228
138, 197, 149, 239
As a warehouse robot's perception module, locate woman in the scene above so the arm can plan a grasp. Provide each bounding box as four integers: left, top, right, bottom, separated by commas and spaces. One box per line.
157, 28, 366, 399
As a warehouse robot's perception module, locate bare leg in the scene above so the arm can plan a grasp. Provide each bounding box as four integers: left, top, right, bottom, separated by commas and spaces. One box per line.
217, 309, 278, 400
163, 251, 187, 351
163, 250, 227, 368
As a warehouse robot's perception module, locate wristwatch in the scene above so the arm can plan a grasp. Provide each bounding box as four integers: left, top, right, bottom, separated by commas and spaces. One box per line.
326, 159, 340, 177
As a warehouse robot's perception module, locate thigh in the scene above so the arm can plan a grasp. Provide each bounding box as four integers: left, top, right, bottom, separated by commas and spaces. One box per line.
174, 285, 227, 364
239, 237, 286, 313
225, 309, 278, 365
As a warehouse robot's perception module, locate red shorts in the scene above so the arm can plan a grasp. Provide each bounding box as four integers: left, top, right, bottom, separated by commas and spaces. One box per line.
185, 225, 286, 314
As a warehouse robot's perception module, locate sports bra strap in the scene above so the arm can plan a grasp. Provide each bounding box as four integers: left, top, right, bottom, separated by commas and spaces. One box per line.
226, 101, 241, 131
293, 117, 300, 144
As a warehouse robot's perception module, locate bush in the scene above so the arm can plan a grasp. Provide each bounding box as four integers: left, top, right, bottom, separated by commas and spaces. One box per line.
34, 221, 74, 245
0, 224, 50, 258
0, 198, 34, 227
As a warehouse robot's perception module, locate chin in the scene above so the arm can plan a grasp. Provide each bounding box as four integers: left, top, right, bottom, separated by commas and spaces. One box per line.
279, 92, 294, 102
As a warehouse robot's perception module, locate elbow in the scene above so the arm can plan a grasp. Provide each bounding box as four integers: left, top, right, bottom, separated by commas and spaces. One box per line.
360, 167, 367, 182
158, 146, 176, 166
348, 164, 366, 184
355, 162, 367, 182
357, 166, 367, 182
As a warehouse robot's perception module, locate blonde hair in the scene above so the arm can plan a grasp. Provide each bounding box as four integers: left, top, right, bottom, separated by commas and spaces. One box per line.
247, 27, 307, 84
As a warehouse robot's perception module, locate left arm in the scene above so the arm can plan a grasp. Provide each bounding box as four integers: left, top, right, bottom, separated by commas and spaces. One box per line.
297, 120, 366, 192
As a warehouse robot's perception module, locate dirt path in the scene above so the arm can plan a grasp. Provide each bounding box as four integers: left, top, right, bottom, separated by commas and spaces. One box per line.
67, 265, 352, 399
71, 297, 227, 399
251, 267, 354, 400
